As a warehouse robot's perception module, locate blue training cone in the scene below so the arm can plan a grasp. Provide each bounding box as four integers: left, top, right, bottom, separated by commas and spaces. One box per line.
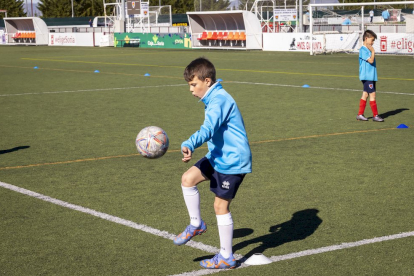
217, 78, 223, 82
302, 84, 310, 88
396, 124, 409, 129
94, 70, 100, 73
144, 73, 150, 77
34, 66, 38, 69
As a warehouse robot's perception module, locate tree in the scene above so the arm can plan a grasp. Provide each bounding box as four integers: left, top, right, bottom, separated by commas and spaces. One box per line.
0, 0, 26, 18
38, 0, 111, 18
149, 0, 194, 13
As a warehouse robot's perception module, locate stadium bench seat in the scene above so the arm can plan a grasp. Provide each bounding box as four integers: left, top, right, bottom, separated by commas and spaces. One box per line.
197, 32, 207, 41
227, 32, 234, 40
239, 32, 246, 41
209, 32, 218, 40
206, 32, 213, 40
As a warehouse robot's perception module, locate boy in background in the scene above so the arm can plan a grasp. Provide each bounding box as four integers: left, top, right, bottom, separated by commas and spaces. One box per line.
356, 30, 384, 122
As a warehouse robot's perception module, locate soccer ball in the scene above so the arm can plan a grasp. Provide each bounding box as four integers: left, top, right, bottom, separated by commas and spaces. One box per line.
135, 126, 169, 159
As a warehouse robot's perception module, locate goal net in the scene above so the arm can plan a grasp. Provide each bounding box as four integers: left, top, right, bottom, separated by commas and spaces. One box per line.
309, 1, 414, 56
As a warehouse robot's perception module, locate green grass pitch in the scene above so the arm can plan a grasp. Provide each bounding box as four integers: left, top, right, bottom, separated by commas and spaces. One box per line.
0, 46, 413, 275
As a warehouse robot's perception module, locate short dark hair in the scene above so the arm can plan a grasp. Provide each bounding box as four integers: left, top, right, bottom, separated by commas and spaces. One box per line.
184, 57, 216, 83
363, 30, 377, 41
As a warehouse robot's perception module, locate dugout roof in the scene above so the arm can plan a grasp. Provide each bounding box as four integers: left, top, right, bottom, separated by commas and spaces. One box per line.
186, 11, 262, 50
4, 17, 48, 45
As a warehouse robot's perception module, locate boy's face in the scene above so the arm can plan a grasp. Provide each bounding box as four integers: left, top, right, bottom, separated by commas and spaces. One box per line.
187, 76, 212, 99
365, 36, 375, 47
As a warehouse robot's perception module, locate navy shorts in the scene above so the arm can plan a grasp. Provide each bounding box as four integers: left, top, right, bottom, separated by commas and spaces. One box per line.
362, 80, 376, 93
194, 157, 246, 199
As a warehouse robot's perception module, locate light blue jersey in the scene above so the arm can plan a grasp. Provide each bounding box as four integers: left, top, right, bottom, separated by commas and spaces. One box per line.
359, 46, 377, 81
382, 10, 390, 20
181, 82, 252, 175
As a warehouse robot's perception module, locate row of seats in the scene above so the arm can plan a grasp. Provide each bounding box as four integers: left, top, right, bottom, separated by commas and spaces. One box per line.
12, 32, 36, 39
197, 31, 246, 41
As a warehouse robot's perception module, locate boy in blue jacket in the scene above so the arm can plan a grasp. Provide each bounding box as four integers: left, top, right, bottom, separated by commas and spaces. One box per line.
174, 57, 252, 269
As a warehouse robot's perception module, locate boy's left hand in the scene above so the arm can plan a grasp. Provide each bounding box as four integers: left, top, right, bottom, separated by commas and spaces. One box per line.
182, 146, 192, 163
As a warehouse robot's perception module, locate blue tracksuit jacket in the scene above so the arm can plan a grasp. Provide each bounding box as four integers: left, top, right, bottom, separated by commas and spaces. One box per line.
181, 82, 252, 175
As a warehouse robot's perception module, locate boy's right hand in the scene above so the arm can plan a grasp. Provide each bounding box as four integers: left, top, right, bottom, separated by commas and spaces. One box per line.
182, 146, 192, 163
367, 44, 375, 52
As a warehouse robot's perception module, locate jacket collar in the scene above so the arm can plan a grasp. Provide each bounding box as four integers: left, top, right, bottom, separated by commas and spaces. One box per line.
200, 82, 222, 104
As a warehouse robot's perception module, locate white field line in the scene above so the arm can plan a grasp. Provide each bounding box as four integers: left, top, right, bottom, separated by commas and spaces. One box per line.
0, 181, 222, 255
228, 81, 414, 96
2, 181, 414, 275
170, 231, 414, 276
0, 84, 187, 97
1, 82, 413, 97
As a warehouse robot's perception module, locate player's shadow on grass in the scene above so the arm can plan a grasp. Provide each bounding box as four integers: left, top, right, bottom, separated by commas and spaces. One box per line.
233, 208, 323, 262
0, 146, 30, 155
193, 209, 322, 264
379, 108, 409, 119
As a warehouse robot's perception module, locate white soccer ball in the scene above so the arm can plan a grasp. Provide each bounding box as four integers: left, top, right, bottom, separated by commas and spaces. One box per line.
135, 126, 169, 159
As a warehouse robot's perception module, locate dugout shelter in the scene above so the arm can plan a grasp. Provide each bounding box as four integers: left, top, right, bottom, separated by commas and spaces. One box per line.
4, 17, 48, 45
187, 11, 262, 50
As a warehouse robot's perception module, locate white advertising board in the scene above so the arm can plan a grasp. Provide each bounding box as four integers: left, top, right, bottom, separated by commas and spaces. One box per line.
264, 33, 414, 54
263, 33, 323, 52
375, 33, 414, 54
274, 9, 297, 22
49, 33, 94, 46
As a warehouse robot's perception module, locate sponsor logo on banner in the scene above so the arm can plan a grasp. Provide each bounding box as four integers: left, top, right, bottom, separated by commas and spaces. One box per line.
295, 35, 322, 51
376, 34, 414, 53
51, 34, 54, 45
390, 38, 413, 52
54, 35, 76, 45
132, 2, 135, 8
147, 35, 164, 46
380, 36, 387, 52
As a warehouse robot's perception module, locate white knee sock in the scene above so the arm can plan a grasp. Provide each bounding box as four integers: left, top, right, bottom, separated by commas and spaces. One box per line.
217, 212, 233, 259
182, 185, 201, 227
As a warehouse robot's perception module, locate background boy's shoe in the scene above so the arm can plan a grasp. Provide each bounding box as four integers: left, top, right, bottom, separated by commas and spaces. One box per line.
356, 115, 368, 121
200, 253, 236, 269
373, 115, 384, 122
173, 220, 207, 245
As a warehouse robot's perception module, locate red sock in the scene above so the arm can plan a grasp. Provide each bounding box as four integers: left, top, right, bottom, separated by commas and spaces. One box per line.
370, 100, 379, 117
358, 99, 367, 115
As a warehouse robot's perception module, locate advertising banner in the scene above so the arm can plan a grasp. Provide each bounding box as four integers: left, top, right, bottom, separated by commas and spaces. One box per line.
375, 33, 414, 54
274, 9, 297, 22
49, 33, 94, 46
114, 33, 192, 49
263, 33, 323, 52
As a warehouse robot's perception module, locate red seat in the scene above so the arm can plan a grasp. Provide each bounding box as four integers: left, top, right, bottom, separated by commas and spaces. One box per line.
197, 32, 207, 41
217, 32, 224, 40
205, 32, 213, 40
208, 32, 218, 40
